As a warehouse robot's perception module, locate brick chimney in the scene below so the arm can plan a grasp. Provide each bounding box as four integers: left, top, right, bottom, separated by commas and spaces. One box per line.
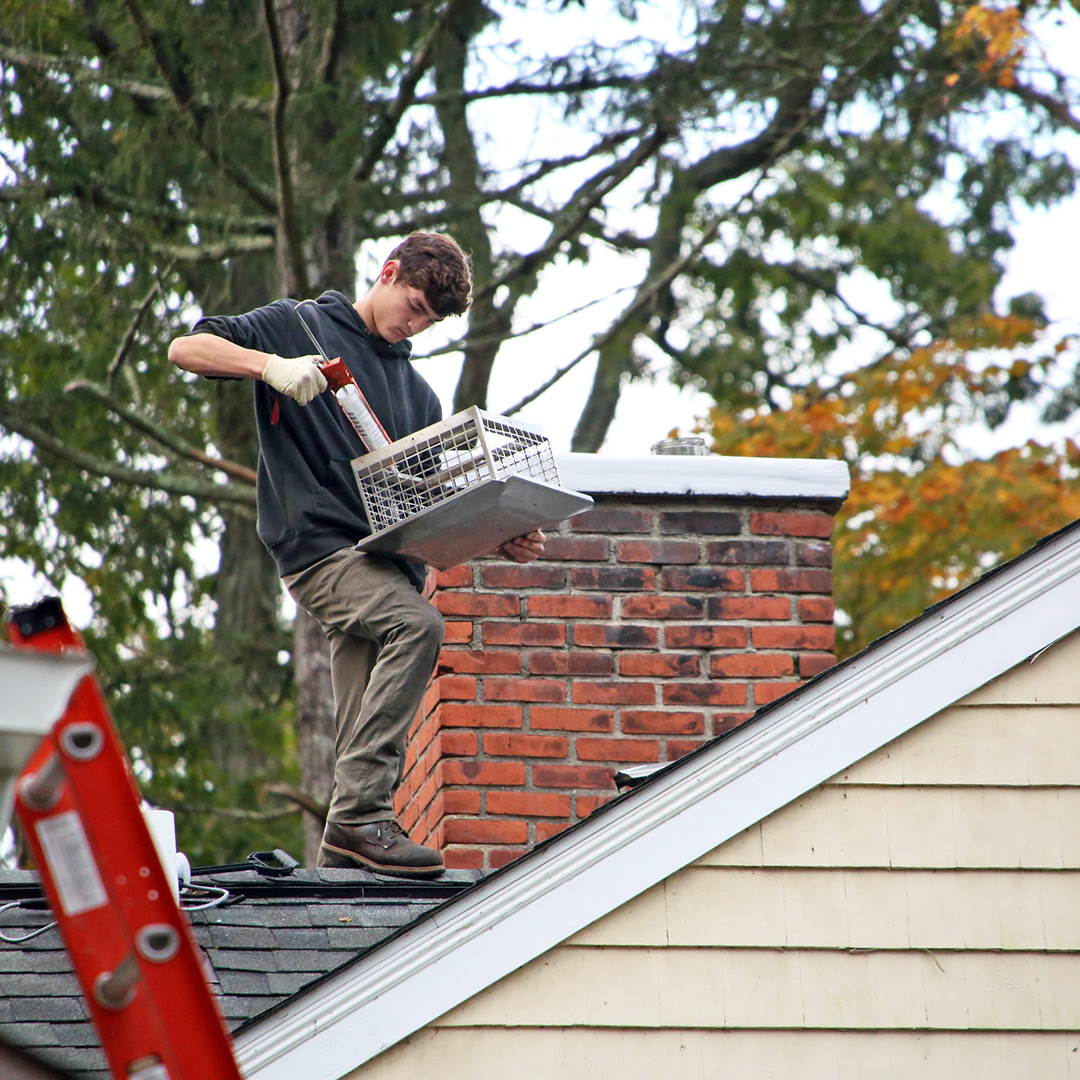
394, 451, 849, 871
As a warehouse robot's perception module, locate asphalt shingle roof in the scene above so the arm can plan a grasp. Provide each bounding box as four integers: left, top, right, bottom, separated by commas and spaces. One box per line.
0, 863, 480, 1079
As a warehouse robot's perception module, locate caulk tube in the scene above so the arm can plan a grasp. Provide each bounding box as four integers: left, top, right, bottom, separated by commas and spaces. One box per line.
319, 357, 391, 452
293, 299, 391, 453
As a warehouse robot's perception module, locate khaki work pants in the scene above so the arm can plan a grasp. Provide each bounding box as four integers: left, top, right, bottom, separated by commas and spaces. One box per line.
282, 549, 444, 825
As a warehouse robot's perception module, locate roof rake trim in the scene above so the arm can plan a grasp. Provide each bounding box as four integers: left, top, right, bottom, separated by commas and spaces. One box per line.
236, 521, 1080, 1080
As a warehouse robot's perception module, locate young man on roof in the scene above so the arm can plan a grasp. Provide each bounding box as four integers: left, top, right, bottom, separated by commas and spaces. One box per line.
169, 232, 545, 878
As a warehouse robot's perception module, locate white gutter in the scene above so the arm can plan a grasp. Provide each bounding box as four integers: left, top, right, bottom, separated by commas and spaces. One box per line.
236, 524, 1080, 1080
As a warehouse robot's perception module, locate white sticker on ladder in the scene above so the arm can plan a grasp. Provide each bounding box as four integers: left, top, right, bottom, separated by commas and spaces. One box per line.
36, 810, 108, 916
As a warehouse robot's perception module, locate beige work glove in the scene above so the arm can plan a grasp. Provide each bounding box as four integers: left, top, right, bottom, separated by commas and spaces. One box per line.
261, 354, 328, 406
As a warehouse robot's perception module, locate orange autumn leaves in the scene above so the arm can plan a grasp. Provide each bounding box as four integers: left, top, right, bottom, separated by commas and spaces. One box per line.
950, 4, 1028, 88
706, 314, 1080, 657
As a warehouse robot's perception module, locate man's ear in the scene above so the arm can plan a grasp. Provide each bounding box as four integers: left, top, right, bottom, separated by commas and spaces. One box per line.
380, 259, 399, 285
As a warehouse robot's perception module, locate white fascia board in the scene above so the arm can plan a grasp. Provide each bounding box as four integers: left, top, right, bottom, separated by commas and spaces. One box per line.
235, 525, 1080, 1080
557, 452, 850, 502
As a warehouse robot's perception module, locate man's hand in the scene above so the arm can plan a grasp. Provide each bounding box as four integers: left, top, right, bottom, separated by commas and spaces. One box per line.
497, 530, 546, 564
261, 354, 328, 406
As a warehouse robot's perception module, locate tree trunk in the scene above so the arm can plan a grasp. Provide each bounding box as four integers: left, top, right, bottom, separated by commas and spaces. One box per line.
571, 324, 638, 452
293, 606, 335, 864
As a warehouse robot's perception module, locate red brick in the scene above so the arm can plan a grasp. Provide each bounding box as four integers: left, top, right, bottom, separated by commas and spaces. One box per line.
483, 622, 566, 646
480, 564, 568, 589
754, 681, 801, 705
542, 536, 611, 561
703, 539, 789, 565
437, 650, 522, 675
622, 711, 705, 735
572, 681, 656, 705
436, 674, 477, 700
660, 511, 740, 535
618, 653, 699, 678
443, 818, 528, 844
436, 593, 520, 617
576, 737, 660, 763
483, 732, 569, 758
487, 791, 572, 817
798, 597, 835, 623
530, 651, 614, 676
753, 625, 836, 650
528, 594, 613, 619
412, 716, 437, 757
668, 739, 705, 760
799, 652, 837, 678
573, 566, 656, 591
665, 625, 748, 649
663, 683, 747, 706
710, 653, 794, 678
797, 541, 833, 567
575, 795, 611, 816
489, 848, 529, 869
420, 682, 441, 719
483, 678, 567, 702
530, 707, 614, 733
713, 712, 754, 736
708, 596, 792, 620
617, 539, 699, 565
536, 821, 572, 843
400, 800, 419, 832
621, 595, 704, 620
435, 565, 474, 588
661, 567, 744, 592
533, 764, 615, 789
443, 846, 484, 869
438, 703, 523, 728
751, 568, 834, 594
571, 507, 653, 533
438, 731, 478, 756
574, 624, 659, 649
443, 790, 482, 814
439, 760, 526, 786
426, 792, 446, 828
444, 621, 473, 645
751, 511, 833, 538
416, 774, 437, 812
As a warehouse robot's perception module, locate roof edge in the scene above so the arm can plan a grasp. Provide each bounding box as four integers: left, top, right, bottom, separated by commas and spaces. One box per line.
236, 521, 1080, 1080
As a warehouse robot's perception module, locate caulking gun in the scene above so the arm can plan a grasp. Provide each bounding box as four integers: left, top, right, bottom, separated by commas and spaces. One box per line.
295, 299, 390, 453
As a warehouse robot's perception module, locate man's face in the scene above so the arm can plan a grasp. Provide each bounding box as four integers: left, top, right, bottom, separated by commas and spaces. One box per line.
371, 264, 442, 343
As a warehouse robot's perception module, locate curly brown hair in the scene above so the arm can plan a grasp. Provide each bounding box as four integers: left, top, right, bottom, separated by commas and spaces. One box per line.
388, 232, 473, 318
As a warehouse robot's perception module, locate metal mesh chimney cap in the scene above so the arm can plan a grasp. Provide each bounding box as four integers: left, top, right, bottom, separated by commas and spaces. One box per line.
650, 436, 708, 456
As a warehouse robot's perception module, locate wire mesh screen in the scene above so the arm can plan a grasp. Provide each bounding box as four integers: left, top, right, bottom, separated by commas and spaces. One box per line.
352, 406, 561, 536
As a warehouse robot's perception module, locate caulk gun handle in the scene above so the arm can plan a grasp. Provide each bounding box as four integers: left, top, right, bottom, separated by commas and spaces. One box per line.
317, 356, 352, 391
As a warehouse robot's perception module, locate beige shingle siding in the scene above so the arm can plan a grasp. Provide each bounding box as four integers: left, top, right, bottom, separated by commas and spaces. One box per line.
351, 629, 1080, 1079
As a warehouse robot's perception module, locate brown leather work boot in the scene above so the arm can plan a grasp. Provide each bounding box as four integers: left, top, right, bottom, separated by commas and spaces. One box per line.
317, 820, 444, 879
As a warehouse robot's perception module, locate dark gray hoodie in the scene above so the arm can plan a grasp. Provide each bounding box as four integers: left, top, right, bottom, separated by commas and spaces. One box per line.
188, 290, 441, 590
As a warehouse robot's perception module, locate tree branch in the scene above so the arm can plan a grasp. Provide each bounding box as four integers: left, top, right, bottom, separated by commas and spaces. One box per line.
0, 401, 257, 510
503, 208, 732, 415
114, 235, 276, 262
0, 42, 271, 114
1006, 77, 1080, 136
263, 781, 328, 823
262, 0, 308, 295
351, 0, 469, 185
63, 380, 258, 485
121, 0, 277, 214
107, 277, 164, 386
478, 124, 669, 307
